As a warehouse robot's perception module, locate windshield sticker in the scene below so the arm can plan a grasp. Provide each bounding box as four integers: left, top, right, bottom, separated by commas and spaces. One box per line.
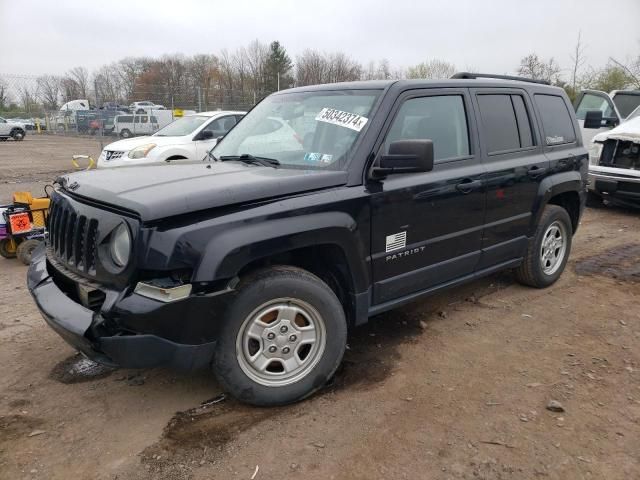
304, 152, 334, 164
304, 152, 322, 162
315, 108, 368, 132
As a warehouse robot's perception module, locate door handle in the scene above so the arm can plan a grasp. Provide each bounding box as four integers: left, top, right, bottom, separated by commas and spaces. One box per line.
527, 166, 548, 178
455, 179, 482, 194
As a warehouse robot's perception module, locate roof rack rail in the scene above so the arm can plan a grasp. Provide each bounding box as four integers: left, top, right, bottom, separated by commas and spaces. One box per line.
451, 72, 551, 86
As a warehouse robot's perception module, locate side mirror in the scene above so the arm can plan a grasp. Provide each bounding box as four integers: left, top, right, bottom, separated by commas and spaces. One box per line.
197, 130, 214, 140
583, 110, 604, 129
372, 140, 434, 178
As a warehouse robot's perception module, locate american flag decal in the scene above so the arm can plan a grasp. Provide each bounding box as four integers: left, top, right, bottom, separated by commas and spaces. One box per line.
385, 231, 407, 253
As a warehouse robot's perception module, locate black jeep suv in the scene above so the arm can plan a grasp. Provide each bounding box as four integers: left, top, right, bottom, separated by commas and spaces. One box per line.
28, 74, 588, 406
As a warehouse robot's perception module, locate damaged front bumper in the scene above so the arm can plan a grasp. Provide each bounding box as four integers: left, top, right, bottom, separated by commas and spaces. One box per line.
27, 245, 232, 370
588, 166, 640, 206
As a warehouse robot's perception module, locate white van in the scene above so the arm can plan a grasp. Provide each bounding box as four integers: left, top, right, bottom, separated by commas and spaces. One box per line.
114, 110, 174, 138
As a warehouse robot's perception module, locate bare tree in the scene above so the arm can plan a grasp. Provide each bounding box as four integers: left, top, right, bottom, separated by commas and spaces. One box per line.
0, 78, 10, 110
569, 32, 587, 93
406, 59, 456, 79
245, 40, 269, 93
517, 54, 560, 83
116, 57, 150, 103
67, 67, 89, 98
296, 50, 361, 86
37, 75, 61, 109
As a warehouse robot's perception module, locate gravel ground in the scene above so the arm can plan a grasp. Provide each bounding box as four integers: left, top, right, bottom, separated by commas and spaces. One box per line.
0, 135, 639, 480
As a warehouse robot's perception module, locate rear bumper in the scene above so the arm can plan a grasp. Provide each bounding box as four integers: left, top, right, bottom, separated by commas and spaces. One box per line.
27, 245, 218, 370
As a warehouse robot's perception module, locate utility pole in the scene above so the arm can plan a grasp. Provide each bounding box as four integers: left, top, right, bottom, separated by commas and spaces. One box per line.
196, 86, 202, 112
277, 72, 280, 91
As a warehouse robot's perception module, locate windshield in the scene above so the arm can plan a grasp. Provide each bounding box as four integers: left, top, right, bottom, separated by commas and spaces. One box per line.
628, 105, 640, 121
153, 115, 208, 136
212, 90, 381, 169
612, 92, 640, 119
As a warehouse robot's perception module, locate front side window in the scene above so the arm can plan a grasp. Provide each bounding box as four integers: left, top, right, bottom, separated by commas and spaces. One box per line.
384, 95, 470, 161
535, 94, 576, 146
575, 93, 614, 120
203, 116, 237, 136
213, 90, 381, 170
153, 115, 209, 137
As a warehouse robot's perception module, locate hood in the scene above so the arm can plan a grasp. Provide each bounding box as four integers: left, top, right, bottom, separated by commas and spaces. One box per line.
593, 116, 640, 143
104, 135, 189, 151
58, 162, 348, 221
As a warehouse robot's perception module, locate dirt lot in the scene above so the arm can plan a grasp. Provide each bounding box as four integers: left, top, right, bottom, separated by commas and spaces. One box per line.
1, 136, 639, 480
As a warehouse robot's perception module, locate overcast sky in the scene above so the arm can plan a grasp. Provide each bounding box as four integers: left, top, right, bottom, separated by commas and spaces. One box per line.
1, 0, 638, 78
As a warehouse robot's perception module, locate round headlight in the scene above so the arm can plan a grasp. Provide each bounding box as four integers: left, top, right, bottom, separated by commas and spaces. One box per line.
110, 223, 131, 267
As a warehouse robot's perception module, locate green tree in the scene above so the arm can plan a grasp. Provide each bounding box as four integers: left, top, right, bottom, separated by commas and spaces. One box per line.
592, 65, 633, 92
265, 41, 293, 92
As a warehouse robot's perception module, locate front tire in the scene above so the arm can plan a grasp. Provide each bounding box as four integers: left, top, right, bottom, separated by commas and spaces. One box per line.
120, 129, 132, 138
515, 205, 572, 288
213, 266, 347, 406
11, 129, 24, 141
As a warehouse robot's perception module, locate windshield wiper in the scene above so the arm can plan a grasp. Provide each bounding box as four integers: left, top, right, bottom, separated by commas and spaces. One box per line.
219, 154, 280, 168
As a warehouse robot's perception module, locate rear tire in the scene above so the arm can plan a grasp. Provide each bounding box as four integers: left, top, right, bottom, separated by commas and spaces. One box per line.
213, 266, 347, 406
515, 205, 572, 288
0, 238, 18, 259
16, 239, 41, 265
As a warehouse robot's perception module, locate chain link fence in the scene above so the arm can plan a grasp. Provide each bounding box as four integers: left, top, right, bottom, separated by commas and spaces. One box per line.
0, 74, 264, 139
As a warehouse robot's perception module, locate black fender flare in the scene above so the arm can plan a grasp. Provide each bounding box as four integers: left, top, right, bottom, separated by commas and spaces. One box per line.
193, 211, 370, 292
530, 171, 584, 236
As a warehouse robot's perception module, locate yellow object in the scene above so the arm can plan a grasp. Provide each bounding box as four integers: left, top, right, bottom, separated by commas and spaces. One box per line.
72, 155, 96, 170
12, 191, 51, 227
173, 109, 184, 117
7, 238, 17, 254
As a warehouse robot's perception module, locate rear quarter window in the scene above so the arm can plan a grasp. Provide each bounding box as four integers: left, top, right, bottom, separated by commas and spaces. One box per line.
534, 94, 576, 146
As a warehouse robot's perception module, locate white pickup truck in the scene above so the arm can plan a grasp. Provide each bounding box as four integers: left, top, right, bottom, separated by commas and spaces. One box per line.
0, 117, 26, 141
576, 89, 640, 207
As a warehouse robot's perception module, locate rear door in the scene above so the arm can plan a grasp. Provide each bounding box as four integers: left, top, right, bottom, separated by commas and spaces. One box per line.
472, 88, 550, 269
574, 90, 620, 145
370, 88, 486, 305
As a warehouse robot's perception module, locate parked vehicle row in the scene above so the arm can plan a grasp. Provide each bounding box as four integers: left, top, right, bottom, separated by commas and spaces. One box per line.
28, 74, 588, 407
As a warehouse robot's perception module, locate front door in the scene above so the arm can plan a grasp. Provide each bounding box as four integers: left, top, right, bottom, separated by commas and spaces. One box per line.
0, 118, 9, 136
196, 115, 238, 158
574, 90, 620, 145
370, 89, 486, 305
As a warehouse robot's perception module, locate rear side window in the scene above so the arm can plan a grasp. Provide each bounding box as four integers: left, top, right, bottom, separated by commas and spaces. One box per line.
384, 95, 470, 161
477, 94, 534, 153
534, 94, 576, 146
